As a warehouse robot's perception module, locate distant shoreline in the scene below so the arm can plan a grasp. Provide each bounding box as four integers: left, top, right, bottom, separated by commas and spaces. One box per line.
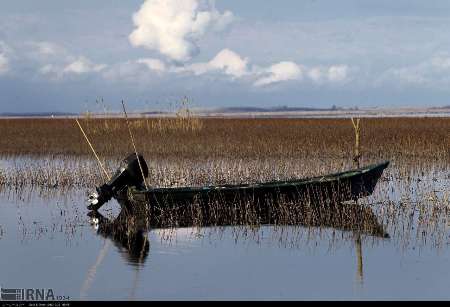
1, 106, 450, 119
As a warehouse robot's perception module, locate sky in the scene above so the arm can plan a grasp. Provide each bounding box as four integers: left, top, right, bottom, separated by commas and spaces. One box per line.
1, 0, 450, 113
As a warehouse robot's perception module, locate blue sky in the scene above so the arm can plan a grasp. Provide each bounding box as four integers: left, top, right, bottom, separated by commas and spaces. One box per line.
1, 0, 450, 113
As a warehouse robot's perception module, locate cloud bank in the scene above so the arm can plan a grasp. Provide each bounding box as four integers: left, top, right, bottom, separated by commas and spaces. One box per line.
131, 48, 350, 87
26, 43, 108, 79
377, 53, 450, 88
3, 36, 352, 90
129, 0, 234, 62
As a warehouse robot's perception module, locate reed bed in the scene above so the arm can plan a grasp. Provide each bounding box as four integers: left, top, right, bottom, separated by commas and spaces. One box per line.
0, 117, 447, 160
0, 117, 448, 188
0, 117, 448, 249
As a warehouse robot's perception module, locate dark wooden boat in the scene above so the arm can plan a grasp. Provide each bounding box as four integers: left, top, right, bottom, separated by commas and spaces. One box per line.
119, 160, 389, 208
87, 154, 389, 216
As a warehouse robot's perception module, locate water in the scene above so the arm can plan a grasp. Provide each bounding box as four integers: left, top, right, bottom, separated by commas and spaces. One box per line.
0, 162, 449, 300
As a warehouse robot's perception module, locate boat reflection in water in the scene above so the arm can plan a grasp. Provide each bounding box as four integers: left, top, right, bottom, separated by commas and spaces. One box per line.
87, 195, 389, 265
82, 197, 389, 298
81, 204, 151, 299
87, 208, 150, 266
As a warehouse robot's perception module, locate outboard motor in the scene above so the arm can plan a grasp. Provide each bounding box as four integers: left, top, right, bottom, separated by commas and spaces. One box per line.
87, 153, 149, 211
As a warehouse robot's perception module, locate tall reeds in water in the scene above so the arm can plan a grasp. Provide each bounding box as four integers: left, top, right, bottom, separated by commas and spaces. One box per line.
1, 115, 448, 249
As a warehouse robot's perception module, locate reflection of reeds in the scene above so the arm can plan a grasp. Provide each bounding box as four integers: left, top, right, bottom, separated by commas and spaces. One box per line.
128, 197, 389, 239
6, 178, 449, 251
0, 167, 5, 185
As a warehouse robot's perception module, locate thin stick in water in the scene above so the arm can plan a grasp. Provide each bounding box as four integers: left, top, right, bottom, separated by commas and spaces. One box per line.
75, 118, 111, 181
351, 117, 361, 168
121, 100, 149, 190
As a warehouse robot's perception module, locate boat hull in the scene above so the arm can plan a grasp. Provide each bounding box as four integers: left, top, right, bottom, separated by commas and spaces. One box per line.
118, 161, 389, 210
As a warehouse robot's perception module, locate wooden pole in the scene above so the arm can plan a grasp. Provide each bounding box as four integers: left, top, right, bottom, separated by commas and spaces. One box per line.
75, 118, 111, 181
351, 118, 361, 168
121, 100, 149, 190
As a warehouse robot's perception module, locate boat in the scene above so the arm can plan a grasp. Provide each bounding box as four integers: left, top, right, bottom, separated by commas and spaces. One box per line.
87, 153, 390, 216
122, 160, 389, 208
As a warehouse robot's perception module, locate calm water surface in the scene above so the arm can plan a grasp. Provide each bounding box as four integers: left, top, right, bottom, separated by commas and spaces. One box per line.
0, 161, 449, 300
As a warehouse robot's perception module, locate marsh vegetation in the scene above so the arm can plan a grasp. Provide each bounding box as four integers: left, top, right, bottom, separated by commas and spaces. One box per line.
0, 117, 448, 246
0, 117, 447, 185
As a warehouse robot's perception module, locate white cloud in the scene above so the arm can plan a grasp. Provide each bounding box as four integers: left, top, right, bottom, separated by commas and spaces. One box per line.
101, 61, 141, 81
17, 41, 109, 78
129, 0, 234, 62
136, 58, 166, 72
207, 49, 248, 77
0, 53, 9, 74
63, 57, 107, 74
384, 67, 426, 85
24, 42, 72, 70
327, 65, 349, 82
377, 53, 450, 88
38, 55, 107, 80
39, 64, 57, 75
305, 65, 351, 84
254, 61, 302, 86
430, 54, 450, 71
308, 67, 323, 83
29, 41, 64, 56
104, 49, 248, 82
179, 48, 248, 78
0, 41, 11, 74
